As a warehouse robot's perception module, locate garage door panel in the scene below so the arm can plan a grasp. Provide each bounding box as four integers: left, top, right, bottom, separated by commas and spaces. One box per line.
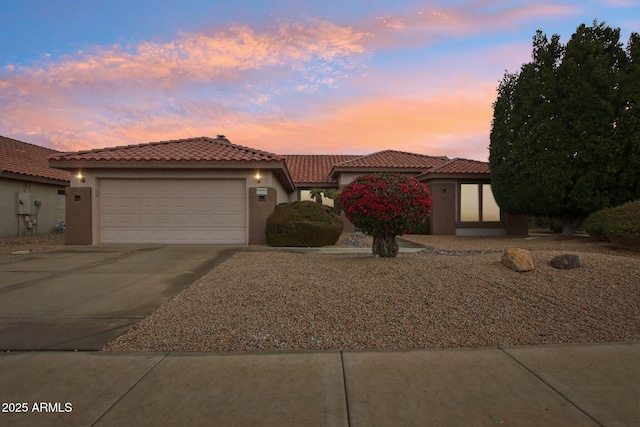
99, 179, 246, 244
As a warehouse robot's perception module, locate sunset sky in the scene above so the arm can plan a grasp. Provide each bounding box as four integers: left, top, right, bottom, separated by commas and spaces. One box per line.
1, 1, 638, 160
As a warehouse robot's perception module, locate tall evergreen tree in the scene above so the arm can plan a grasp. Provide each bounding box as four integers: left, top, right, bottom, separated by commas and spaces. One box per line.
490, 21, 640, 234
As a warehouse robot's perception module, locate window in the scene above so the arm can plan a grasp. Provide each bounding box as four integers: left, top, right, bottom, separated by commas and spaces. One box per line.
482, 184, 501, 221
460, 184, 501, 222
460, 184, 479, 221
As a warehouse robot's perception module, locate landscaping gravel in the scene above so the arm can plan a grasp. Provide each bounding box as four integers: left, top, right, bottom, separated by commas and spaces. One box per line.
103, 234, 640, 352
0, 234, 65, 260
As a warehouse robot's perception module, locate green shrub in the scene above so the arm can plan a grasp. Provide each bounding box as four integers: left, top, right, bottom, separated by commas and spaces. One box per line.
604, 200, 640, 250
265, 201, 344, 247
582, 207, 614, 240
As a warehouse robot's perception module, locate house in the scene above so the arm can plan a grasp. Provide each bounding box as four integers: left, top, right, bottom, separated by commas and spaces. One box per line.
0, 136, 70, 237
286, 151, 527, 236
48, 135, 527, 245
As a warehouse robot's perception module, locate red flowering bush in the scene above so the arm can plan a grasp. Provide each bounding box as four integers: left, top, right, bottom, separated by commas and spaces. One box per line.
339, 173, 432, 257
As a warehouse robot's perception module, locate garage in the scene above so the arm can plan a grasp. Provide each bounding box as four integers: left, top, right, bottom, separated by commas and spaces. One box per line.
99, 178, 246, 244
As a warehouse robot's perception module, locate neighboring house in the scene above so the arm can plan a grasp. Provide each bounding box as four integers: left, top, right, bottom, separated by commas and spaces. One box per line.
0, 136, 70, 238
49, 135, 527, 245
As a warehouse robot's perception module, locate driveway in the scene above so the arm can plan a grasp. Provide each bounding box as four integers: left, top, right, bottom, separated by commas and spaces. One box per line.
0, 245, 239, 350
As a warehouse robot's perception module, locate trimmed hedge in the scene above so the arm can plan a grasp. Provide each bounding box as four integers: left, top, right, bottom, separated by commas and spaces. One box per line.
582, 207, 614, 240
583, 200, 640, 250
605, 200, 640, 250
265, 201, 344, 247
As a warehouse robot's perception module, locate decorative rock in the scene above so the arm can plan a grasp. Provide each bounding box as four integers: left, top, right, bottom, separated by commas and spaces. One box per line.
501, 248, 534, 272
549, 254, 580, 270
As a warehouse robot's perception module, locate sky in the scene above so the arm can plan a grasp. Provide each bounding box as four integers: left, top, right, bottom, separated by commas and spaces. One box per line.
1, 1, 639, 161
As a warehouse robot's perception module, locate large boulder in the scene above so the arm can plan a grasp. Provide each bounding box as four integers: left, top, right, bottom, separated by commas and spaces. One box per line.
265, 201, 344, 247
501, 248, 534, 272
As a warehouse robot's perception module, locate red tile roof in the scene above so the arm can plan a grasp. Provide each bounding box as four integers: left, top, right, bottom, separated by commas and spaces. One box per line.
424, 158, 490, 175
0, 135, 70, 183
283, 154, 360, 184
283, 151, 489, 185
49, 136, 284, 163
333, 150, 448, 170
44, 134, 489, 186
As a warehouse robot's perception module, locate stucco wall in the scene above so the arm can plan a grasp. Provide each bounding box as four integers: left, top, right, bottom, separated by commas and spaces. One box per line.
248, 187, 277, 245
337, 172, 365, 187
0, 178, 66, 237
424, 180, 457, 235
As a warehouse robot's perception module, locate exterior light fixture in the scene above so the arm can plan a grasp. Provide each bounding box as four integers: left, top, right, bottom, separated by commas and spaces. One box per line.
255, 171, 261, 183
76, 171, 85, 183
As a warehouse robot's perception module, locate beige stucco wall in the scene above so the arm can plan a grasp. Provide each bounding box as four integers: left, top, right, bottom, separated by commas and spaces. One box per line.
267, 172, 289, 205
67, 168, 293, 244
298, 189, 336, 207
0, 178, 66, 237
337, 172, 365, 187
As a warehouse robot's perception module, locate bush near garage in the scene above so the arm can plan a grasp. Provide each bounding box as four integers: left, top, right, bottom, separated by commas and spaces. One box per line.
265, 201, 344, 247
603, 200, 640, 250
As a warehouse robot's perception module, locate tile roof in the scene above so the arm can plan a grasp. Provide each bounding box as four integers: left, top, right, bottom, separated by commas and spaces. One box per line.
49, 136, 284, 163
0, 135, 70, 183
283, 154, 360, 184
282, 152, 490, 185
426, 158, 491, 175
333, 150, 448, 170
42, 133, 489, 186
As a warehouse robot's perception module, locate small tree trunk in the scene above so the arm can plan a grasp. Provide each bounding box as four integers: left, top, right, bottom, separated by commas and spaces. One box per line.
372, 233, 399, 257
561, 218, 583, 236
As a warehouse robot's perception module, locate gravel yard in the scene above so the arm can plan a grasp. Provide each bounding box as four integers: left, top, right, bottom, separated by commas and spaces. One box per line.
0, 234, 65, 260
103, 233, 640, 352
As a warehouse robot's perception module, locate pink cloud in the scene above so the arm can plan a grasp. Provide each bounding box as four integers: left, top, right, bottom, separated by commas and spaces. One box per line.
1, 19, 368, 94
365, 1, 577, 48
0, 3, 573, 159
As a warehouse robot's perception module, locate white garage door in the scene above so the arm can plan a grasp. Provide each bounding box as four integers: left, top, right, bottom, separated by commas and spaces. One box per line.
99, 179, 246, 244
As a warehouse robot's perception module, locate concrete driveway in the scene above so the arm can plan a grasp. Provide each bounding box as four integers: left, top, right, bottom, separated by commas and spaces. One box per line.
0, 245, 239, 351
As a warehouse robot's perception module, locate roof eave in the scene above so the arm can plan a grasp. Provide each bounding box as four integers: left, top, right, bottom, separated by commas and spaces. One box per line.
0, 170, 70, 186
418, 172, 491, 181
268, 160, 296, 192
49, 159, 282, 169
48, 159, 296, 192
330, 166, 428, 179
294, 182, 337, 188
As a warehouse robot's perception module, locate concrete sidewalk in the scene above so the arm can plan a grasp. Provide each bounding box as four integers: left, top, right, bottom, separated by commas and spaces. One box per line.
1, 342, 638, 426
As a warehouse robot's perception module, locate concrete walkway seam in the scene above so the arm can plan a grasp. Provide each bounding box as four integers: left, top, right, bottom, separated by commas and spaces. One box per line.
340, 350, 352, 427
498, 346, 605, 427
91, 353, 169, 427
